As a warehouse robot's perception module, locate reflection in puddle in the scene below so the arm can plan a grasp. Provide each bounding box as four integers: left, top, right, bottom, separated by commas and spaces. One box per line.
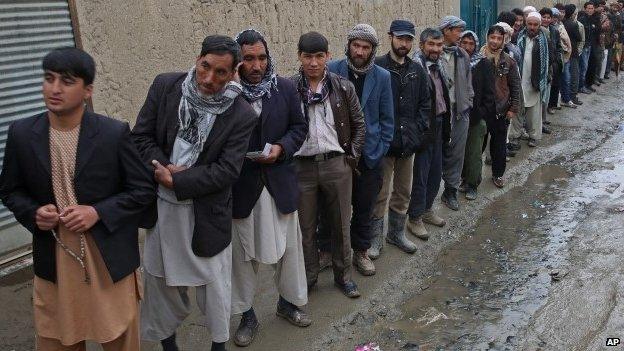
376, 160, 624, 350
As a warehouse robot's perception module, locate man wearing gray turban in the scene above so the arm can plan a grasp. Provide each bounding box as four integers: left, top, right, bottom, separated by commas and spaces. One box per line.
426, 15, 474, 211
320, 23, 394, 277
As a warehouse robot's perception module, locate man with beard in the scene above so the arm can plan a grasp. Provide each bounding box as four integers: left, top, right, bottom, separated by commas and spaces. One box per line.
322, 24, 394, 276
132, 35, 257, 351
370, 20, 431, 258
406, 28, 451, 241
458, 30, 496, 200
480, 25, 522, 189
292, 32, 365, 298
512, 12, 551, 148
425, 16, 473, 212
230, 29, 310, 347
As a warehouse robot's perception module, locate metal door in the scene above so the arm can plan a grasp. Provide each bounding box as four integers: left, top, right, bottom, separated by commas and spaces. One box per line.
461, 0, 498, 44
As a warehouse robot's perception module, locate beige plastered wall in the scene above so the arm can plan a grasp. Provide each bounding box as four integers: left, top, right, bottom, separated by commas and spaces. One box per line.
73, 0, 459, 123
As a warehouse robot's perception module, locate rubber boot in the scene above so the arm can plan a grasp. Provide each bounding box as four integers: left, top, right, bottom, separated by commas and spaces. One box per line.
386, 210, 417, 253
367, 217, 385, 260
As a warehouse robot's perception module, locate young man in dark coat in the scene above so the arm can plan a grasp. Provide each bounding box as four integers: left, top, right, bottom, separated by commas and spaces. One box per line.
292, 32, 366, 298
131, 35, 257, 351
458, 31, 496, 200
481, 25, 522, 189
0, 48, 154, 350
371, 19, 431, 259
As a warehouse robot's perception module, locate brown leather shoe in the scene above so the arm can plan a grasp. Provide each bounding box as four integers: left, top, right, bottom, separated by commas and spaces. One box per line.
353, 250, 376, 276
422, 210, 446, 227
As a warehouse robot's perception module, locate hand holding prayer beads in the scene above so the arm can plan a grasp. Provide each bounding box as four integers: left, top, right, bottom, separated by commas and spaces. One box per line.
59, 205, 100, 233
35, 204, 59, 231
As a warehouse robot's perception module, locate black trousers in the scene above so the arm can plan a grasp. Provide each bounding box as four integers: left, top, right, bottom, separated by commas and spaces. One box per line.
548, 64, 562, 108
484, 116, 509, 178
586, 45, 603, 86
318, 158, 383, 252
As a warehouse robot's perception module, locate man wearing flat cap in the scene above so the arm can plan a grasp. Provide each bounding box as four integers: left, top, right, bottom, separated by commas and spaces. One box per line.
370, 19, 431, 259
419, 15, 474, 214
317, 24, 394, 277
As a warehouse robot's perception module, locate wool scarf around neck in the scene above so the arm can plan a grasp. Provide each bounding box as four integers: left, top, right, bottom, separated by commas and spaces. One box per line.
346, 42, 377, 74
480, 45, 503, 65
176, 66, 242, 166
238, 47, 278, 102
517, 29, 549, 103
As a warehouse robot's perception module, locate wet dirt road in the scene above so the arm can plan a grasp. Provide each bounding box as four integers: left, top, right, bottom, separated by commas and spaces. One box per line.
1, 79, 624, 351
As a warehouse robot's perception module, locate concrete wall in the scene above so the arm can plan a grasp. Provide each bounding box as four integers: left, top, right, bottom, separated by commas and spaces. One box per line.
74, 0, 459, 123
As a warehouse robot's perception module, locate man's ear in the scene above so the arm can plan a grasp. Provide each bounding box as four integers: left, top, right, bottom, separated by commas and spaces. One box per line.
84, 84, 93, 101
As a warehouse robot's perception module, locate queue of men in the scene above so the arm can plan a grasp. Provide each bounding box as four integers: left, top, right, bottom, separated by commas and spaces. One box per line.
0, 2, 621, 349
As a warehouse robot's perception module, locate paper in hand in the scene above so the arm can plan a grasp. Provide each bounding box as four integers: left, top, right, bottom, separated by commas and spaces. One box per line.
246, 143, 272, 160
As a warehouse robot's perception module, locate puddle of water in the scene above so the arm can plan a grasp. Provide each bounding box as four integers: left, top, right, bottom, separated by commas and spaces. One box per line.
374, 149, 624, 351
376, 165, 571, 350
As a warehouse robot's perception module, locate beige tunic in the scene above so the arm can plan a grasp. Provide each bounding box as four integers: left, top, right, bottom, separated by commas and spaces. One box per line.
33, 125, 140, 345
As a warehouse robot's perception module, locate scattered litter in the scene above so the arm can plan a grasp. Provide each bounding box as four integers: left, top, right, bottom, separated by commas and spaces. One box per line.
605, 183, 621, 194
416, 307, 449, 326
549, 269, 569, 282
522, 213, 528, 219
611, 205, 624, 213
401, 342, 420, 350
354, 342, 382, 351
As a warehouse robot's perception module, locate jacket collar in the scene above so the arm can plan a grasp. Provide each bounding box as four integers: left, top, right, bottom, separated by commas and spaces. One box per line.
31, 109, 100, 178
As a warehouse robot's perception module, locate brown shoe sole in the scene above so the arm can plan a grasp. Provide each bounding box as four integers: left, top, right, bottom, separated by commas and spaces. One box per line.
422, 218, 446, 227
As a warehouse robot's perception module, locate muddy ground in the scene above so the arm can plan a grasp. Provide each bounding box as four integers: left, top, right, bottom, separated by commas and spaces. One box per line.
1, 78, 624, 351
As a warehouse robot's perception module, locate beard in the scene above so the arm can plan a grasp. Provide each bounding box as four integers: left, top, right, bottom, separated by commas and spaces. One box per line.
391, 44, 410, 58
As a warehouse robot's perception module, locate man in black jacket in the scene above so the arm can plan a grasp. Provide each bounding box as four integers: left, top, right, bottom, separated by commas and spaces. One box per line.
458, 31, 496, 200
0, 48, 154, 350
132, 36, 257, 351
230, 29, 310, 347
371, 19, 431, 259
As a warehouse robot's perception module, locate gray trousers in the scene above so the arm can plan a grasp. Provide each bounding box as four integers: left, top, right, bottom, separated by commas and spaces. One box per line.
443, 110, 470, 190
525, 103, 543, 141
141, 272, 231, 343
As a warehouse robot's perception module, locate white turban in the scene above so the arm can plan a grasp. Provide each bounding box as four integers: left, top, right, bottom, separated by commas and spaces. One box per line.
526, 11, 542, 23
495, 22, 514, 44
523, 6, 537, 13
495, 22, 514, 36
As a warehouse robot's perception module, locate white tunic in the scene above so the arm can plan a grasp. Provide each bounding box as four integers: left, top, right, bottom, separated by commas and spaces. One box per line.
143, 136, 231, 287
522, 37, 540, 108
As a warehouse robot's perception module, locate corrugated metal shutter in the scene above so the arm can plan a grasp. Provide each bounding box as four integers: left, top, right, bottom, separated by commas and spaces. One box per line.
0, 2, 76, 233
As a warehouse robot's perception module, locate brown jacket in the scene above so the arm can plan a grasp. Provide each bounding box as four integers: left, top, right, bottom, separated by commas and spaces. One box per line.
493, 52, 521, 117
291, 71, 366, 169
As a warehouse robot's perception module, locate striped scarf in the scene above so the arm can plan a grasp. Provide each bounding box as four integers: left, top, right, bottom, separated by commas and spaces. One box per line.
517, 29, 549, 103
